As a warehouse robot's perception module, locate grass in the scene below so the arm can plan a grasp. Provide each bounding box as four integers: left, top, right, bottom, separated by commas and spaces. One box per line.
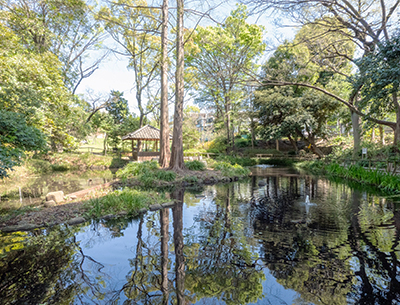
116, 161, 176, 187
185, 160, 206, 171
212, 161, 251, 177
84, 188, 165, 218
298, 160, 400, 194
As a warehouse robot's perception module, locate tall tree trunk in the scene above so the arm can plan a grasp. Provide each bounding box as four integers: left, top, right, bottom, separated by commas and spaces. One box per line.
103, 133, 108, 155
393, 92, 400, 148
288, 135, 298, 153
169, 0, 185, 171
159, 0, 170, 168
225, 101, 231, 151
251, 117, 255, 149
137, 114, 145, 153
379, 125, 385, 145
351, 110, 361, 157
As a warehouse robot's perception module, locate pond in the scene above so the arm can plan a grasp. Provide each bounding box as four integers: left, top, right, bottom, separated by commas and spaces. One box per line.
1, 166, 400, 305
0, 170, 115, 209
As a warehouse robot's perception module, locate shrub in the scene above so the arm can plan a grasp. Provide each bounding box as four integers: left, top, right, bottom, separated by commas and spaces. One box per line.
26, 159, 52, 174
213, 161, 251, 177
116, 161, 159, 179
185, 160, 206, 171
184, 175, 198, 183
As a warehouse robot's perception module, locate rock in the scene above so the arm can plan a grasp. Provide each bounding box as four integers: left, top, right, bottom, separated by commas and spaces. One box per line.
258, 180, 266, 186
234, 176, 239, 181
118, 211, 128, 216
149, 204, 162, 211
44, 200, 56, 208
102, 214, 115, 220
69, 195, 77, 200
46, 191, 64, 203
138, 208, 148, 214
2, 224, 39, 232
67, 217, 86, 225
162, 202, 175, 208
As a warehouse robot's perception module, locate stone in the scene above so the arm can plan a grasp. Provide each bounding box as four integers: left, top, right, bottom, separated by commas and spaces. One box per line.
44, 200, 56, 208
67, 217, 86, 225
162, 201, 175, 208
46, 191, 64, 203
138, 208, 148, 214
149, 204, 162, 211
69, 195, 77, 200
102, 214, 115, 220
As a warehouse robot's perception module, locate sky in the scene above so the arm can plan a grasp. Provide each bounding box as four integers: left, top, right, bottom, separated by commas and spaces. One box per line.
75, 1, 296, 115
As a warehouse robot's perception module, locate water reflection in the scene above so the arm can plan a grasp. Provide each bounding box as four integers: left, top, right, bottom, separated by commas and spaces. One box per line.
0, 167, 400, 304
0, 170, 115, 209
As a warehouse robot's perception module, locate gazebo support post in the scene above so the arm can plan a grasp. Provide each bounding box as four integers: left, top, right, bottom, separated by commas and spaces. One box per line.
131, 140, 134, 160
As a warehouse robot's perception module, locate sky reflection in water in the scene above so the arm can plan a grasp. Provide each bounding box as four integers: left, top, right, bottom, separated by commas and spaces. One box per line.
1, 166, 400, 305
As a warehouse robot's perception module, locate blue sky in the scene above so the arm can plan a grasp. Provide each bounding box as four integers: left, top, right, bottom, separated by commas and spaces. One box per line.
75, 1, 295, 115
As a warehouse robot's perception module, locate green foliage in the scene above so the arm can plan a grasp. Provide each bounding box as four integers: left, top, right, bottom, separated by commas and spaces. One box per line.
184, 175, 198, 183
26, 159, 53, 174
300, 160, 400, 194
85, 188, 161, 218
354, 30, 400, 119
0, 110, 46, 178
116, 161, 159, 179
116, 161, 176, 186
207, 136, 228, 153
213, 162, 251, 177
185, 160, 206, 171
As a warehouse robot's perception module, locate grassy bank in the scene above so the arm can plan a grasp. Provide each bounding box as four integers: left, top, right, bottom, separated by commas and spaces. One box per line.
297, 160, 400, 194
116, 160, 251, 188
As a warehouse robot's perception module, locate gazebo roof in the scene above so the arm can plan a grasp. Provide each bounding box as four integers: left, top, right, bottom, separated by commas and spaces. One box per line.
122, 124, 172, 141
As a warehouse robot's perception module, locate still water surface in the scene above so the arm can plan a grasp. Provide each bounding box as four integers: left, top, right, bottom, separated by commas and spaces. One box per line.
1, 166, 400, 304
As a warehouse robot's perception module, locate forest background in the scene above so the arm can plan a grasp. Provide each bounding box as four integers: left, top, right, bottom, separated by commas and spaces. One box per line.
1, 0, 400, 177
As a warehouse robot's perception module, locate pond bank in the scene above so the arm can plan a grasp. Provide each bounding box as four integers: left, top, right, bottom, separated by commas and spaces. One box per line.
0, 167, 250, 233
297, 160, 400, 194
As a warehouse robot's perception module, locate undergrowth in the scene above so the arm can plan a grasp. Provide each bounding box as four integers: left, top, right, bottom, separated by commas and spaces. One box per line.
298, 160, 400, 194
116, 161, 176, 187
185, 160, 206, 171
212, 161, 251, 177
85, 188, 164, 218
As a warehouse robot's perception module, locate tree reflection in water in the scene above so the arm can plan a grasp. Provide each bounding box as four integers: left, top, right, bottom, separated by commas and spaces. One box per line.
1, 168, 400, 304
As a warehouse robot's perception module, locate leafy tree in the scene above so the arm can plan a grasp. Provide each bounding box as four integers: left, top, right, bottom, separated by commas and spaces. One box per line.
0, 24, 78, 151
183, 106, 201, 150
255, 87, 340, 157
243, 0, 400, 153
0, 0, 106, 93
186, 5, 265, 150
97, 0, 161, 129
0, 110, 46, 178
354, 30, 400, 137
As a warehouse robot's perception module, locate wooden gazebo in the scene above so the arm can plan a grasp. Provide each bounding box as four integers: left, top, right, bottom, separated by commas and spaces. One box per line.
122, 125, 171, 161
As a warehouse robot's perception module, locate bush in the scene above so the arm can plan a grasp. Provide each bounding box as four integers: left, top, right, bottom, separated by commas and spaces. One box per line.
213, 161, 251, 177
117, 161, 176, 186
185, 160, 206, 171
116, 161, 159, 179
184, 175, 198, 183
26, 159, 52, 174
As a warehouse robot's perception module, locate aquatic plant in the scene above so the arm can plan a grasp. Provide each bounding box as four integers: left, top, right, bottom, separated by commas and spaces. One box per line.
85, 188, 162, 217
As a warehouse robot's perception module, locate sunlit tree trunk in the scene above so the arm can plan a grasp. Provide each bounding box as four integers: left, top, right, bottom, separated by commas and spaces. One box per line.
351, 111, 361, 157
169, 0, 185, 171
159, 0, 170, 168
